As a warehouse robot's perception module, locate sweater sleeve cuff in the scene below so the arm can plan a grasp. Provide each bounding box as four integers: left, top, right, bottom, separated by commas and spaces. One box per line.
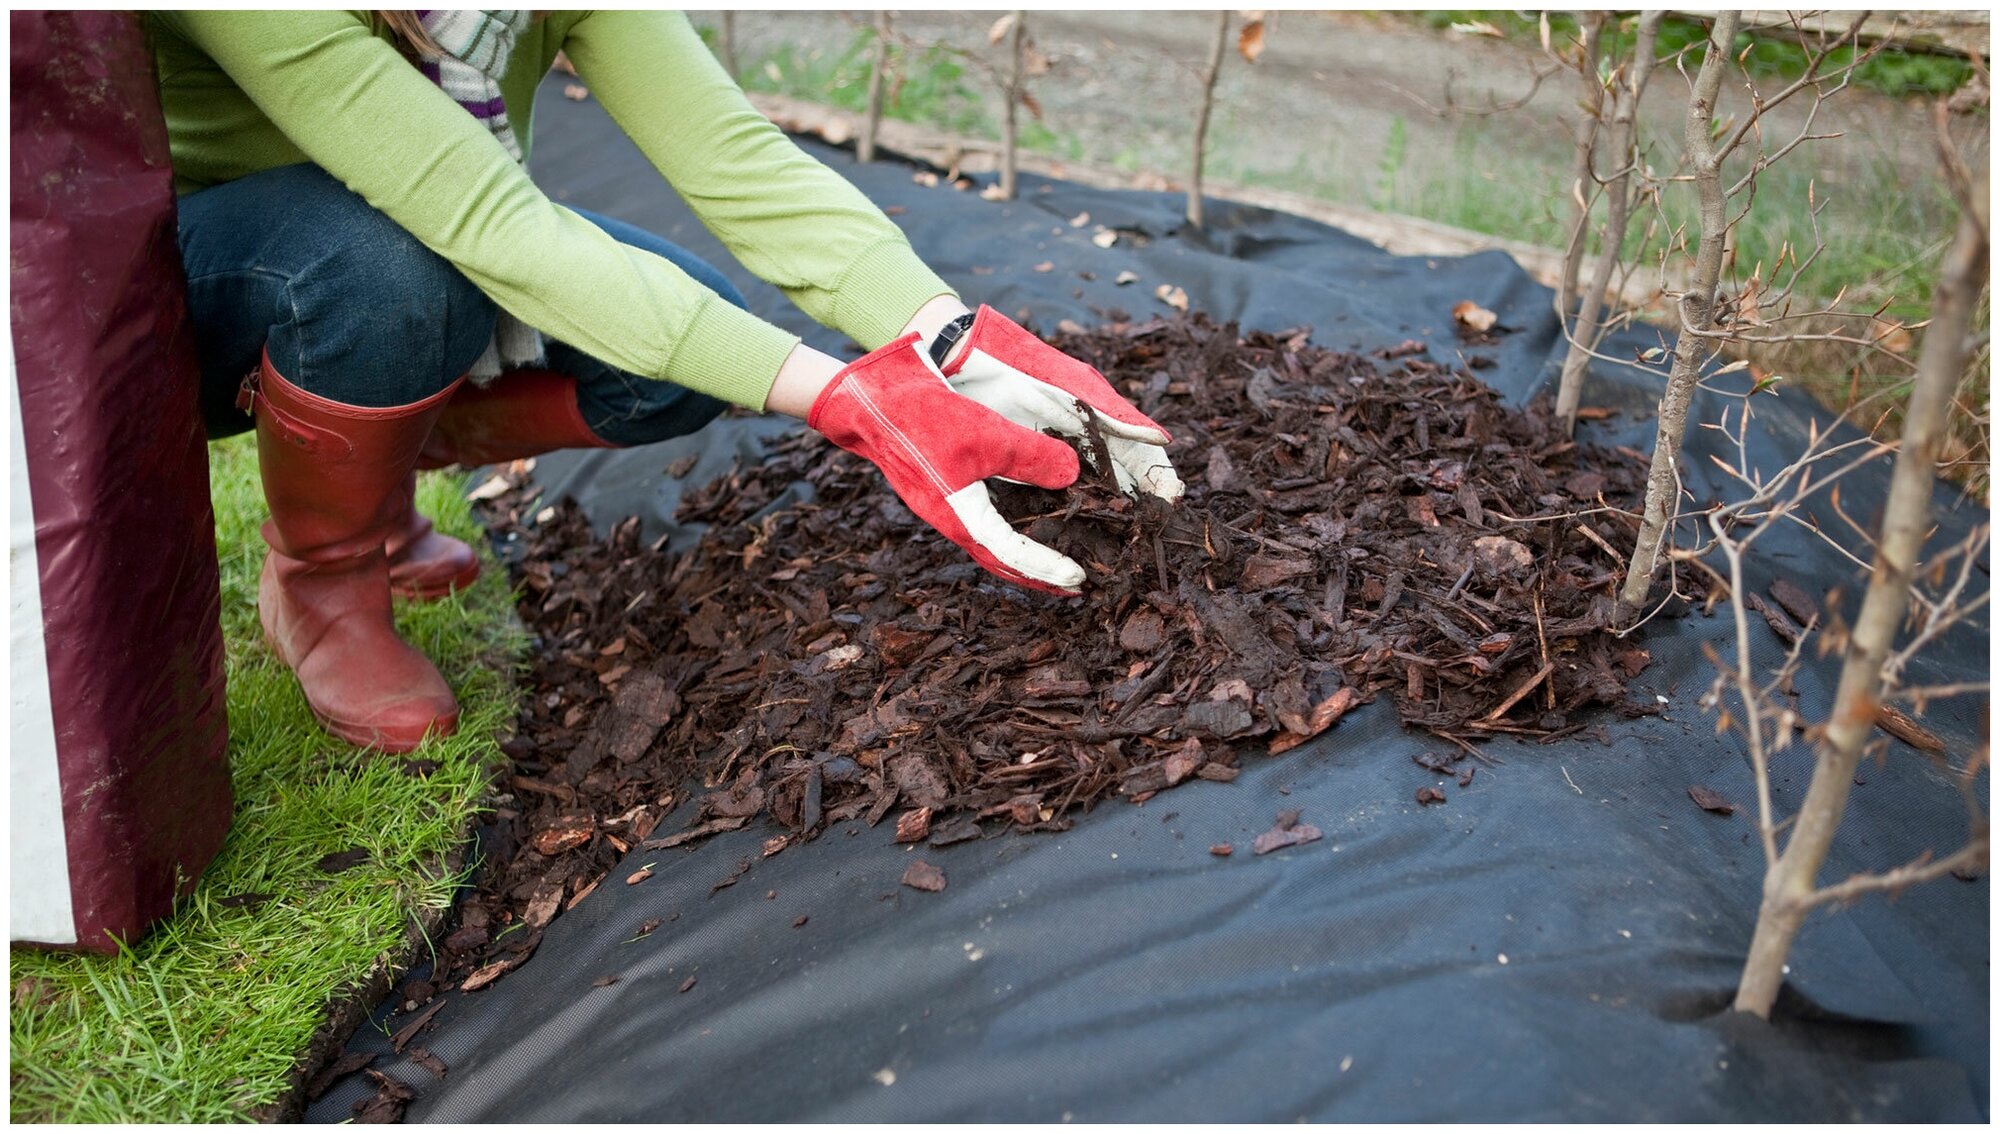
831, 237, 960, 350
662, 295, 802, 410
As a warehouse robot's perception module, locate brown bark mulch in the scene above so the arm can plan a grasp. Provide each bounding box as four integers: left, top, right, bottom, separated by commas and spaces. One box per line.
388, 313, 1658, 1032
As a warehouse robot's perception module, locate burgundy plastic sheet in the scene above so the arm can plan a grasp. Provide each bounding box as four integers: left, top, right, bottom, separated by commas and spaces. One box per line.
9, 10, 231, 952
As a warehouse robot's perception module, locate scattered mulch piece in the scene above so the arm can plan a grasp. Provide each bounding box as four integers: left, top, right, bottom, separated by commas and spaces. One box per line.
1875, 704, 1946, 755
902, 860, 948, 892
1458, 767, 1476, 788
678, 975, 697, 994
306, 1051, 375, 1102
1769, 579, 1819, 627
1210, 843, 1234, 856
593, 974, 620, 988
442, 925, 488, 953
453, 313, 1650, 979
315, 848, 370, 874
352, 1070, 416, 1124
399, 757, 439, 778
793, 915, 810, 927
1413, 750, 1458, 773
389, 1000, 445, 1051
1251, 809, 1323, 854
710, 856, 752, 895
1688, 785, 1737, 815
397, 979, 435, 1012
406, 1046, 448, 1079
928, 817, 983, 846
458, 960, 512, 993
894, 806, 933, 844
626, 867, 654, 886
214, 892, 271, 910
1745, 593, 1803, 647
1415, 787, 1447, 806
531, 816, 594, 857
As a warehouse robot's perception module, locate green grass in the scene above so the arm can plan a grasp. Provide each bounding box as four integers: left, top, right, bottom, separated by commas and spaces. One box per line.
9, 437, 523, 1123
718, 24, 993, 137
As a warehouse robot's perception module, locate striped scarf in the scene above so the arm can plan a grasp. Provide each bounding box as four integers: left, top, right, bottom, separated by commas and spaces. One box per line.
417, 9, 543, 382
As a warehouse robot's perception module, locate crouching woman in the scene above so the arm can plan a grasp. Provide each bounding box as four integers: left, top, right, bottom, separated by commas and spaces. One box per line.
149, 11, 1185, 752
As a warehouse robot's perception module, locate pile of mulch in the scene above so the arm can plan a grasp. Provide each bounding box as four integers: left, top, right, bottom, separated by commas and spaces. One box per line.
365, 313, 1657, 1067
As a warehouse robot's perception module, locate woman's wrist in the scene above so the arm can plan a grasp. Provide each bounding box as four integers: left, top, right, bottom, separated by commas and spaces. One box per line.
768, 295, 973, 420
901, 294, 974, 367
764, 342, 850, 420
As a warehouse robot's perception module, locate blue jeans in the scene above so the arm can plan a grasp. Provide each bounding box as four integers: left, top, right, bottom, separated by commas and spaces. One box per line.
177, 163, 731, 446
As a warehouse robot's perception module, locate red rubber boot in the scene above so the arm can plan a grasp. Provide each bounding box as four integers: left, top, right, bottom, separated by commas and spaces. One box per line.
382, 472, 482, 601
241, 350, 464, 752
386, 369, 613, 599
416, 368, 615, 470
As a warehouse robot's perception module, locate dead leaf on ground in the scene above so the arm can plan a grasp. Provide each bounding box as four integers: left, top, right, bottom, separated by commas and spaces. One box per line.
901, 859, 947, 892
1033, 261, 1055, 272
562, 83, 589, 102
1251, 809, 1323, 854
1069, 211, 1091, 227
1156, 284, 1189, 312
1688, 785, 1736, 815
1452, 300, 1498, 333
1092, 229, 1119, 249
1471, 535, 1533, 576
1115, 269, 1140, 285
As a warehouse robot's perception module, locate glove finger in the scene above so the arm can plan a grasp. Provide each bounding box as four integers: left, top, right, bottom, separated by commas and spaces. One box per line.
994, 421, 1082, 491
1105, 436, 1187, 501
944, 482, 1086, 593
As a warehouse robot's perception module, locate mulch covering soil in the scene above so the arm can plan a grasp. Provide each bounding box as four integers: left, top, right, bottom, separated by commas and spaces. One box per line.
380, 313, 1660, 1047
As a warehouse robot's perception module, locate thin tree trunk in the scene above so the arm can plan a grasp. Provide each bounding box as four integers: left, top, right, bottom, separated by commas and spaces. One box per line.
1734, 160, 1989, 1019
1556, 12, 1608, 316
1000, 11, 1024, 200
858, 10, 892, 163
719, 11, 738, 81
1620, 10, 1740, 613
1184, 13, 1232, 230
1557, 12, 1664, 437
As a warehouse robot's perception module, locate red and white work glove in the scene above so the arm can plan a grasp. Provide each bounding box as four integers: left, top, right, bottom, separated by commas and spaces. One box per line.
809, 334, 1089, 593
938, 305, 1185, 502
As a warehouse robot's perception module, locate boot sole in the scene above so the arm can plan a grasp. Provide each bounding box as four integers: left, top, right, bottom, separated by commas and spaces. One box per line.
312, 704, 461, 754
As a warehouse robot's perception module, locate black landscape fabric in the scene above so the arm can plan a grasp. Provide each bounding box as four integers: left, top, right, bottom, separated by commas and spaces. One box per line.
308, 79, 1988, 1122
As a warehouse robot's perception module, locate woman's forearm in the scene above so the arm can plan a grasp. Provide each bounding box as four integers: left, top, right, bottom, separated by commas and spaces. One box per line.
764, 294, 972, 419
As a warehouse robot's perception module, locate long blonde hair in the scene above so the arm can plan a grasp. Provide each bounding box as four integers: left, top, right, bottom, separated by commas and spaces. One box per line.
375, 12, 440, 58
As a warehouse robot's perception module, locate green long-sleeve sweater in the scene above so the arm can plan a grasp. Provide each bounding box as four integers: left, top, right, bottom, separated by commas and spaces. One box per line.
147, 10, 956, 409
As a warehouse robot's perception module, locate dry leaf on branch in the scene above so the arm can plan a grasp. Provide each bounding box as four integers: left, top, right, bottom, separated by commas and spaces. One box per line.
987, 12, 1018, 45
1237, 14, 1266, 63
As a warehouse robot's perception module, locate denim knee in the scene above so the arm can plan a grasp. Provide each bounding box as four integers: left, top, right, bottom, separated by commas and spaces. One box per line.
252, 170, 496, 407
